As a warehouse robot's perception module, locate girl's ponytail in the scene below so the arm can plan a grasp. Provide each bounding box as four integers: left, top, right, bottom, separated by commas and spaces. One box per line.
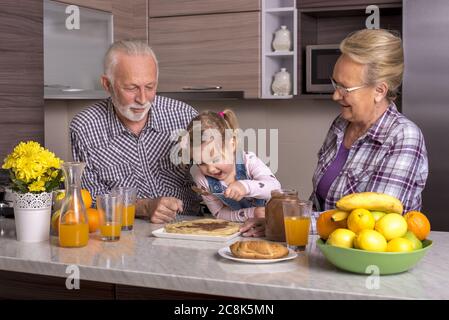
221, 109, 239, 131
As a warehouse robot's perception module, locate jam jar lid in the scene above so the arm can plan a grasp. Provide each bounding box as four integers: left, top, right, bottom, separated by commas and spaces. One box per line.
270, 189, 298, 198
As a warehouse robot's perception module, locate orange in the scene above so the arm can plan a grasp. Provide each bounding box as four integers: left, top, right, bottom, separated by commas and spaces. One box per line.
316, 210, 348, 240
404, 211, 431, 240
63, 210, 84, 224
81, 189, 92, 208
51, 210, 83, 235
86, 207, 100, 233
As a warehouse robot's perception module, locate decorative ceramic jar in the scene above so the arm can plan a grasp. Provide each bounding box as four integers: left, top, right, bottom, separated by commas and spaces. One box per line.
271, 68, 292, 96
272, 25, 292, 52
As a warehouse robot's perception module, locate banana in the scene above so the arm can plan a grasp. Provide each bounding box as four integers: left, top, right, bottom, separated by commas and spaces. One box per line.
331, 210, 349, 222
336, 192, 403, 214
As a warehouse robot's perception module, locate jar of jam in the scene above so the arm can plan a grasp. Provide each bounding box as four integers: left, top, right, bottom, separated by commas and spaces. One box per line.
265, 189, 299, 242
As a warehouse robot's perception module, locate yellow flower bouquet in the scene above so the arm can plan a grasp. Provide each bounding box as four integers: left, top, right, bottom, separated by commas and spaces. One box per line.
2, 141, 63, 194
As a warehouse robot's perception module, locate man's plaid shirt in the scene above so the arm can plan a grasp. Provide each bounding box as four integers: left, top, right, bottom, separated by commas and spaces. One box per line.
70, 96, 200, 214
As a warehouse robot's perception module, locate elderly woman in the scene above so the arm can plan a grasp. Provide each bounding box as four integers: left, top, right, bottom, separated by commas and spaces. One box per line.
311, 29, 428, 213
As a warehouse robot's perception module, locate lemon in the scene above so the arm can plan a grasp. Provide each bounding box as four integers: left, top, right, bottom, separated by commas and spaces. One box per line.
55, 191, 66, 201
387, 238, 414, 252
375, 213, 407, 241
347, 208, 375, 233
355, 229, 387, 252
326, 228, 356, 248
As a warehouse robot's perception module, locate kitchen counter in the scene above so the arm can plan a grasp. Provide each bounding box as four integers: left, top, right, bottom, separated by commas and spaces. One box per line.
0, 217, 448, 300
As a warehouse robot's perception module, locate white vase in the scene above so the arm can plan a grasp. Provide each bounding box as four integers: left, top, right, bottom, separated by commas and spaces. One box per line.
272, 25, 292, 52
13, 192, 52, 243
271, 68, 291, 96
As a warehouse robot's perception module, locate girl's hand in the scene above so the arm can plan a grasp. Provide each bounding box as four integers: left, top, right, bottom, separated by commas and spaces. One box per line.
240, 217, 265, 237
254, 207, 265, 218
224, 181, 247, 201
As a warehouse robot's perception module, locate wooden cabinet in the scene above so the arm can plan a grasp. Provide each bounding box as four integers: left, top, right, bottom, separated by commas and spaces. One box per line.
112, 0, 147, 41
56, 0, 147, 41
0, 0, 44, 161
149, 11, 260, 98
149, 0, 260, 17
0, 270, 234, 299
55, 0, 111, 11
297, 4, 402, 97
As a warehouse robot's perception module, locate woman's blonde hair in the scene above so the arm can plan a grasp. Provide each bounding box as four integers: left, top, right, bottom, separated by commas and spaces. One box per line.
340, 29, 403, 101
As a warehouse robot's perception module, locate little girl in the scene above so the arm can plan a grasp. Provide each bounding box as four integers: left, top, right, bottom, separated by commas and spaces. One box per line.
185, 109, 281, 222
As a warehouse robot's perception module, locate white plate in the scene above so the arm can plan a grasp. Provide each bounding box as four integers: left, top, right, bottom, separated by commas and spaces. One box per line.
151, 227, 241, 242
217, 246, 298, 264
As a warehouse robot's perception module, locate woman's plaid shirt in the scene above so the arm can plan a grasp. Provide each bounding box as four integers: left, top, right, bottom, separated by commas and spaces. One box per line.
311, 103, 428, 213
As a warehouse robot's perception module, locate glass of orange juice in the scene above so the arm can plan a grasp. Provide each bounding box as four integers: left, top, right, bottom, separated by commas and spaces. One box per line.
282, 200, 312, 252
96, 194, 122, 241
111, 187, 137, 231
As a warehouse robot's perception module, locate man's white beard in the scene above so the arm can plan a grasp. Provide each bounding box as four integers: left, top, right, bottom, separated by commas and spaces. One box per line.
113, 98, 152, 122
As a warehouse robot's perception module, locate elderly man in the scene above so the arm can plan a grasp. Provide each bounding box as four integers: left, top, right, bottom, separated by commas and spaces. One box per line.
70, 39, 200, 223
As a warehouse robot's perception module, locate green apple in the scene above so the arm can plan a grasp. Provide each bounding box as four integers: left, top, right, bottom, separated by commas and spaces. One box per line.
370, 211, 386, 222
402, 230, 423, 250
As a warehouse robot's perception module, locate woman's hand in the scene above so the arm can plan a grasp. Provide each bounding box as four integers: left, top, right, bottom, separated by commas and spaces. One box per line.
240, 217, 265, 237
224, 181, 247, 201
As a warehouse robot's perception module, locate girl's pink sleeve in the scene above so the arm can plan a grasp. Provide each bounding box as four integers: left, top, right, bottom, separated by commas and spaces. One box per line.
191, 166, 256, 222
238, 152, 281, 199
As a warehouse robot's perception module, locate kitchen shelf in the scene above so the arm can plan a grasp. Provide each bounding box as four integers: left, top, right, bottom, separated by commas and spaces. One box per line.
265, 51, 294, 56
265, 7, 296, 13
261, 0, 297, 99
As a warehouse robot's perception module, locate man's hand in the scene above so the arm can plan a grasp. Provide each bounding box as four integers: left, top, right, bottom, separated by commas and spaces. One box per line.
223, 181, 247, 201
136, 197, 183, 224
239, 217, 265, 237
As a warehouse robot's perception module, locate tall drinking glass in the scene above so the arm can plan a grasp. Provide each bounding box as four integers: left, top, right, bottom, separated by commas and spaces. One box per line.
111, 187, 137, 231
282, 200, 312, 251
97, 194, 122, 241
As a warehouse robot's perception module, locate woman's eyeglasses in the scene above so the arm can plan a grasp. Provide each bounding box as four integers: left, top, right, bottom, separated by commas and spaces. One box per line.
330, 77, 367, 95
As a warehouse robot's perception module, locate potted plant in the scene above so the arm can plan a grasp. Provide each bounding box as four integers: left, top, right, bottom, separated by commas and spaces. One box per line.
2, 141, 63, 242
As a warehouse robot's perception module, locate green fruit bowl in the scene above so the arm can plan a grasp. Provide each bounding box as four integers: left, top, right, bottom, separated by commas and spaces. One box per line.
316, 238, 433, 275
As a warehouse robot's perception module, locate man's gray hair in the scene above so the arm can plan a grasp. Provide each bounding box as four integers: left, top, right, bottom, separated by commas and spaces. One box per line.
104, 39, 159, 84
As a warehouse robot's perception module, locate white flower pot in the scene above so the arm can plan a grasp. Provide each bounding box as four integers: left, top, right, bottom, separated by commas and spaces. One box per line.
13, 192, 52, 243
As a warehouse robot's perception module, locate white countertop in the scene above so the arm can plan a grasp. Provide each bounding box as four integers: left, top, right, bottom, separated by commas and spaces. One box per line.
0, 217, 448, 300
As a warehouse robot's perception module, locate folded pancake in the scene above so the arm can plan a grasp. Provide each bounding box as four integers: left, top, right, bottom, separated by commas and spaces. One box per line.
230, 240, 289, 259
165, 218, 240, 236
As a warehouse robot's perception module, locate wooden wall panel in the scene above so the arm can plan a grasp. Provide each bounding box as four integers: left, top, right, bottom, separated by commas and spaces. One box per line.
149, 0, 260, 17
0, 0, 44, 162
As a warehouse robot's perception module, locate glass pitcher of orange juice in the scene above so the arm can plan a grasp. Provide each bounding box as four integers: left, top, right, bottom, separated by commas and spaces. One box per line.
58, 162, 89, 248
